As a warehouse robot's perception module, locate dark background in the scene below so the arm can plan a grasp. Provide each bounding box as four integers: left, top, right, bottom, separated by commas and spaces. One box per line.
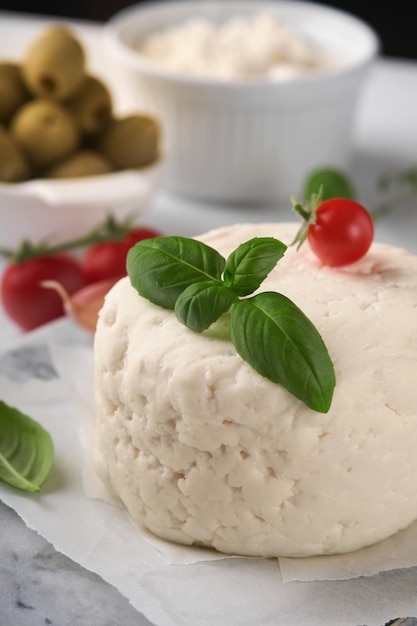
0, 0, 415, 61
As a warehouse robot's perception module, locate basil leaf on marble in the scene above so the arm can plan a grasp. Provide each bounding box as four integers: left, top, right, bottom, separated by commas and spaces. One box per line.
223, 237, 287, 296
230, 292, 335, 413
127, 236, 225, 309
0, 400, 54, 492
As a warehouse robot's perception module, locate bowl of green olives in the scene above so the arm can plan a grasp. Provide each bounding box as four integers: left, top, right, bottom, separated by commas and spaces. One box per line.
0, 24, 163, 248
102, 0, 379, 204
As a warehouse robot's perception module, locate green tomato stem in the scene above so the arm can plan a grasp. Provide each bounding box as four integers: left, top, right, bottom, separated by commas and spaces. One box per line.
0, 214, 135, 263
290, 188, 323, 250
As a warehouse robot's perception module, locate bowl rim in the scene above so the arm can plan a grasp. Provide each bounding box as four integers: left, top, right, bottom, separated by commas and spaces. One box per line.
103, 0, 381, 90
0, 160, 163, 207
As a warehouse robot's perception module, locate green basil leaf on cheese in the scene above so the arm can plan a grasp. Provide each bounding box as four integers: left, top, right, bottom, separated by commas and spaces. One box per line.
127, 234, 336, 413
127, 236, 225, 309
223, 237, 287, 296
230, 292, 335, 413
175, 280, 237, 332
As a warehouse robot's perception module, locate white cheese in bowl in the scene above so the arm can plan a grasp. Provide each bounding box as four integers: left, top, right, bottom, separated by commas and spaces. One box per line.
136, 14, 337, 80
92, 222, 417, 558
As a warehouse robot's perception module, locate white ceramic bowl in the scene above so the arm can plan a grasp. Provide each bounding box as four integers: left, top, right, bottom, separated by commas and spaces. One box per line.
0, 163, 162, 249
102, 0, 380, 205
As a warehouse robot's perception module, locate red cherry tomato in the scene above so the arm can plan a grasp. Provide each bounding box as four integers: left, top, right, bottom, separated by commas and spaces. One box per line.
81, 226, 162, 283
307, 198, 374, 267
1, 253, 86, 331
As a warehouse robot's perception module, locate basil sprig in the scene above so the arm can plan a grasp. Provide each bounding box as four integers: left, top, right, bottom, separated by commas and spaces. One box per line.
0, 400, 54, 492
127, 236, 335, 413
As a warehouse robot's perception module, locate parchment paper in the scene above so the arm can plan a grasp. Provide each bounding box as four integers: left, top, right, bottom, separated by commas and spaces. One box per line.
1, 338, 417, 626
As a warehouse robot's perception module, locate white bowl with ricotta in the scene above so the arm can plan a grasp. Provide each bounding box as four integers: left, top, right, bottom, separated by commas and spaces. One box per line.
103, 0, 380, 204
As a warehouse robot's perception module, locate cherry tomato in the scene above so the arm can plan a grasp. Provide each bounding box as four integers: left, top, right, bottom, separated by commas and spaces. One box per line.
307, 198, 374, 267
1, 253, 86, 331
81, 226, 162, 283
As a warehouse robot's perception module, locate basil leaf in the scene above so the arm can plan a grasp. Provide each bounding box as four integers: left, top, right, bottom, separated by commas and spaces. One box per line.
0, 400, 54, 492
230, 292, 335, 413
223, 237, 287, 296
175, 281, 237, 332
127, 236, 225, 309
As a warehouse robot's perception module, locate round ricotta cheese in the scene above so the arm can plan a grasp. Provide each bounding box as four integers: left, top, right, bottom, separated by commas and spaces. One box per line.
92, 222, 417, 557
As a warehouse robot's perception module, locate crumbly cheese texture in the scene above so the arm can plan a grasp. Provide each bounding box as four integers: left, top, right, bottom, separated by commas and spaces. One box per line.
136, 14, 336, 81
92, 222, 417, 557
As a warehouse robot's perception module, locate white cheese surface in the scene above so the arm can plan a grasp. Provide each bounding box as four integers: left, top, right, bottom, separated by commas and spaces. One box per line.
136, 14, 336, 81
92, 222, 417, 557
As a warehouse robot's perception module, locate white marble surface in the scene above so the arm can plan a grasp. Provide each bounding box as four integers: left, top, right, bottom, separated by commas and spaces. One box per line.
0, 318, 153, 625
1, 8, 417, 626
0, 502, 153, 626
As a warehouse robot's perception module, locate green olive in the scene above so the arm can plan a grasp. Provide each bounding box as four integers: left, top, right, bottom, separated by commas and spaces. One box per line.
22, 25, 86, 101
0, 62, 31, 124
11, 99, 80, 167
45, 149, 113, 178
95, 114, 160, 170
0, 124, 31, 182
67, 75, 113, 135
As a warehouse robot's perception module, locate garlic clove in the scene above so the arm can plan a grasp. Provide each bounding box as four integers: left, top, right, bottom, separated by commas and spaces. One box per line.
41, 276, 121, 332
